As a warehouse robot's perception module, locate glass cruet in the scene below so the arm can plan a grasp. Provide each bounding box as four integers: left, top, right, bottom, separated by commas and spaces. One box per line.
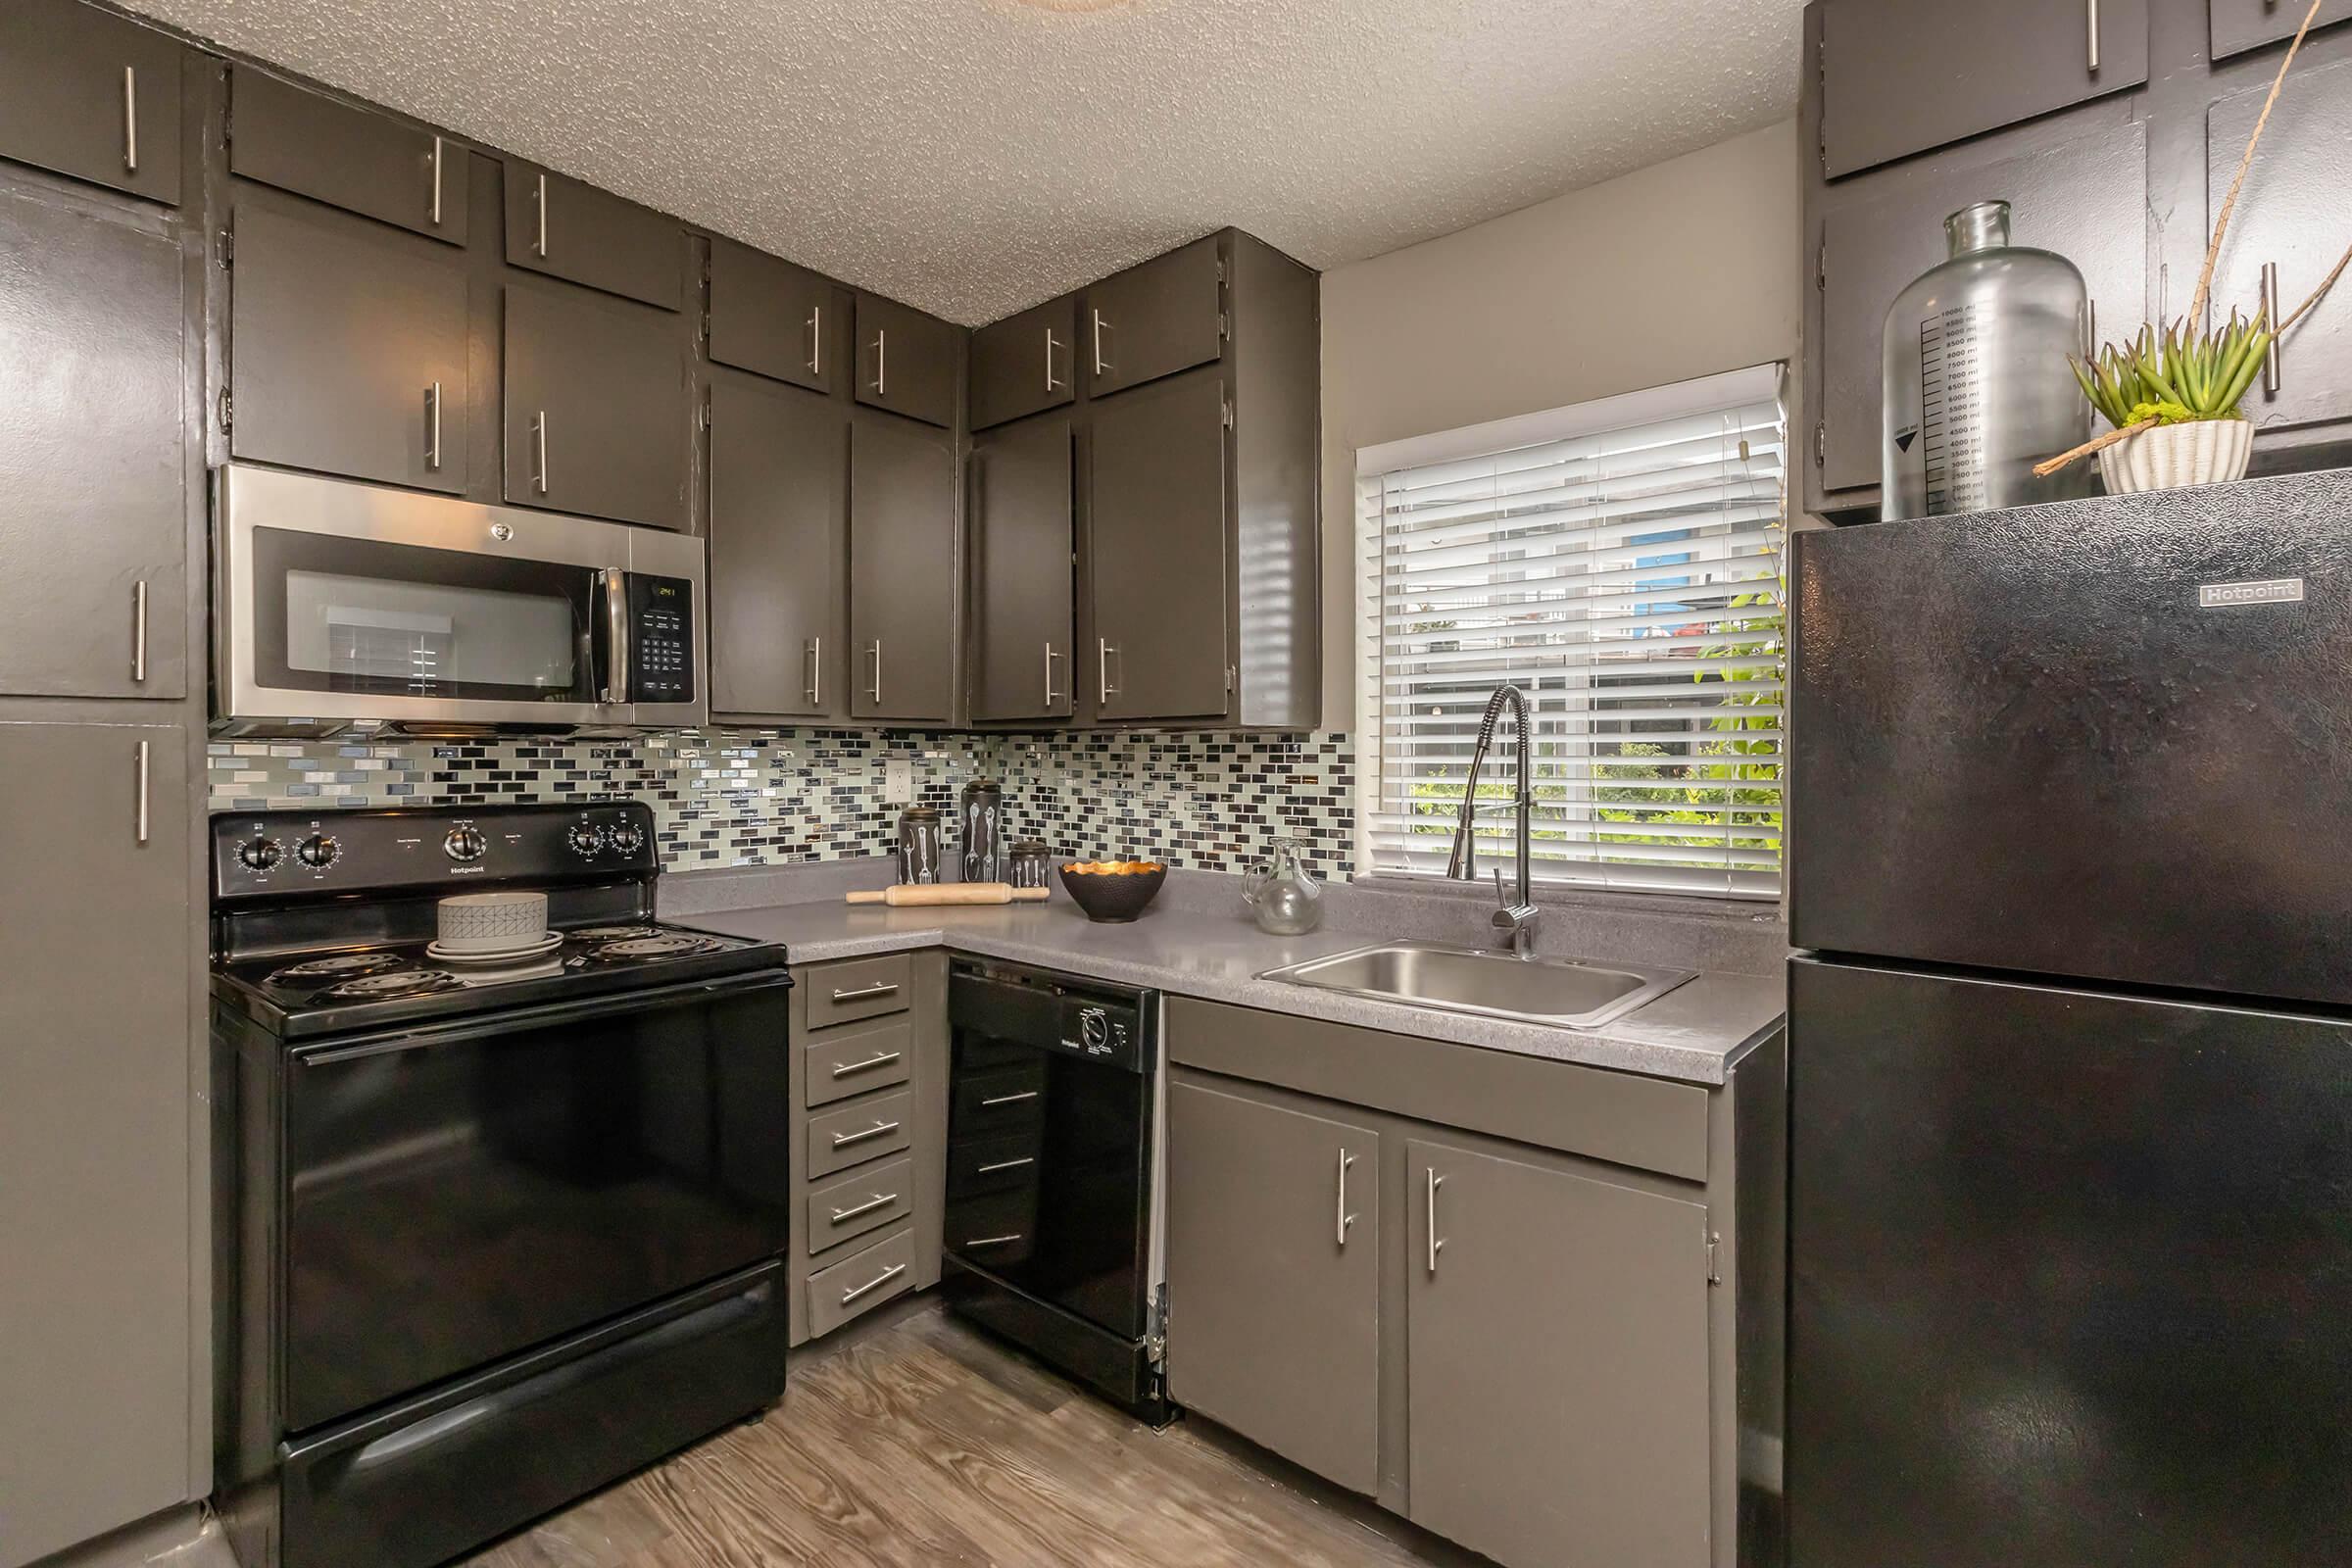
1242, 838, 1324, 935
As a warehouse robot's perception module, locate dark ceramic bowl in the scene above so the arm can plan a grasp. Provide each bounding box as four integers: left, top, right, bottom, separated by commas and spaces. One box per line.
1057, 861, 1168, 924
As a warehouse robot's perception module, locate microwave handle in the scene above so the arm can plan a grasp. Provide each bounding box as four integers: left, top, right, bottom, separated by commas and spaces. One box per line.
600, 567, 630, 706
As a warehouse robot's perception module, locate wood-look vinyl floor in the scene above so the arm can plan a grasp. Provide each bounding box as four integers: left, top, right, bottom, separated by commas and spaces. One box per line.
462, 1298, 1488, 1568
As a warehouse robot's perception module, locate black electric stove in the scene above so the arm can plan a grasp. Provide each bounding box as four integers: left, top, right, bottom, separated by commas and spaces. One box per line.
210, 803, 793, 1568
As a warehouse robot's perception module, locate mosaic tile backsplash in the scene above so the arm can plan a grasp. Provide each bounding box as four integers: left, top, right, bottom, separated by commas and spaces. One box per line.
208, 730, 1356, 877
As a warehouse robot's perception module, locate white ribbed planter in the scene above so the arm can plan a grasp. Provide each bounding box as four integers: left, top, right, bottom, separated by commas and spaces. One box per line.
2098, 419, 2254, 494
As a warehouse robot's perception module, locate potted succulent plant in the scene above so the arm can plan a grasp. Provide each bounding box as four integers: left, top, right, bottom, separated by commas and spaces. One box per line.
2038, 0, 2350, 494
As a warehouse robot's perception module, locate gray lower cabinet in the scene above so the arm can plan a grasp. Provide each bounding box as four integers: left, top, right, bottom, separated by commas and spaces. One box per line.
0, 0, 182, 206
1083, 234, 1224, 397
1406, 1138, 1713, 1568
0, 185, 185, 701
709, 369, 843, 717
2206, 52, 2352, 439
503, 161, 682, 312
231, 194, 470, 494
710, 237, 836, 393
969, 293, 1077, 430
970, 414, 1074, 722
228, 66, 466, 244
854, 292, 960, 428
0, 720, 192, 1568
2211, 0, 2352, 61
1089, 368, 1229, 720
1165, 1080, 1382, 1494
849, 411, 958, 722
503, 283, 691, 529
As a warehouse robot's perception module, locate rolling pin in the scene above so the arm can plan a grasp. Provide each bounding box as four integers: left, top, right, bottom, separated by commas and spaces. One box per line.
846, 883, 1050, 906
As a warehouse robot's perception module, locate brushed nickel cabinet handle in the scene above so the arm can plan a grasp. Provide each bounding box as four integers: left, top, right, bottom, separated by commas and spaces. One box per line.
131, 580, 148, 683
977, 1155, 1035, 1174
122, 67, 138, 173
981, 1090, 1039, 1106
2264, 263, 2282, 394
1045, 326, 1062, 392
830, 981, 900, 1004
829, 1191, 899, 1224
134, 740, 150, 844
531, 411, 550, 495
808, 305, 823, 377
1044, 642, 1062, 709
867, 640, 883, 705
831, 1119, 902, 1151
425, 382, 443, 470
2085, 0, 2099, 71
1425, 1167, 1445, 1275
840, 1261, 906, 1304
806, 636, 822, 708
830, 1050, 903, 1078
1337, 1148, 1356, 1247
1091, 309, 1108, 376
533, 172, 549, 257
1098, 639, 1120, 700
429, 135, 444, 225
872, 329, 888, 396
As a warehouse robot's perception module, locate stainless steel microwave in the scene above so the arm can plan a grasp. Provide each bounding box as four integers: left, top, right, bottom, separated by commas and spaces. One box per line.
214, 465, 708, 738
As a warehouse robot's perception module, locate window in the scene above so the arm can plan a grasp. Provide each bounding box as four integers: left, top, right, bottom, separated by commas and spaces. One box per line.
1355, 365, 1787, 900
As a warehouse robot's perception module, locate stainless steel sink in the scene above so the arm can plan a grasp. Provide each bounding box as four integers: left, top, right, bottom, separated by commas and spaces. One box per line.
1258, 941, 1695, 1031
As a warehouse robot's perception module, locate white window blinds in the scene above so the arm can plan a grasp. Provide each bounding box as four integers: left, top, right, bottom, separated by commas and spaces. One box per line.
1356, 366, 1787, 900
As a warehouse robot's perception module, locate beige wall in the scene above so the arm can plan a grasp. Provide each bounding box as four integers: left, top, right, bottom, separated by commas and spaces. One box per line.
1318, 119, 1803, 723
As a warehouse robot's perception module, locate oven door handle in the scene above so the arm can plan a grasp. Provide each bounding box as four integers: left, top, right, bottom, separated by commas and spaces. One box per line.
599, 566, 631, 706
294, 970, 792, 1066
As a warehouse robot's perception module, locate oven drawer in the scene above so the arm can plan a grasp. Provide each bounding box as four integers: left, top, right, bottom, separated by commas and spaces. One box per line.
807, 1226, 916, 1338
948, 1130, 1046, 1198
806, 1154, 915, 1257
806, 955, 912, 1028
805, 1015, 913, 1108
807, 1088, 914, 1179
952, 1059, 1048, 1132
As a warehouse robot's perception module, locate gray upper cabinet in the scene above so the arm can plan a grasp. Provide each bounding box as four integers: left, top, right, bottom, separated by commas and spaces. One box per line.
1821, 0, 2149, 177
0, 187, 185, 701
1089, 368, 1229, 721
504, 162, 683, 312
1166, 1079, 1382, 1496
2212, 0, 2352, 61
710, 237, 836, 394
1405, 1138, 1713, 1568
232, 194, 470, 494
0, 721, 192, 1567
503, 283, 690, 529
710, 369, 844, 718
969, 293, 1077, 430
849, 411, 958, 722
970, 414, 1074, 722
1084, 235, 1224, 398
0, 0, 182, 206
854, 292, 959, 428
2205, 53, 2352, 437
228, 68, 466, 244
1813, 119, 2148, 504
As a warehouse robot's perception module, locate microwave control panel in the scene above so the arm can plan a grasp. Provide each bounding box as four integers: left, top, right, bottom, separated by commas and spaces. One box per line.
629, 575, 695, 705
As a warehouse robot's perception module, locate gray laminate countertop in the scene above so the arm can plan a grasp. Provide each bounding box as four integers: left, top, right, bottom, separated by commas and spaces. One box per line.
676, 894, 1784, 1086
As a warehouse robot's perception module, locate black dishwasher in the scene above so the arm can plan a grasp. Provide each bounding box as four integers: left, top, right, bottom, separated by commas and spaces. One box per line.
943, 959, 1166, 1423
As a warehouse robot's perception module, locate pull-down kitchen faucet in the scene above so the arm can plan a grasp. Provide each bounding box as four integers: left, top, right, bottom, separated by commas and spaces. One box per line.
1445, 683, 1541, 957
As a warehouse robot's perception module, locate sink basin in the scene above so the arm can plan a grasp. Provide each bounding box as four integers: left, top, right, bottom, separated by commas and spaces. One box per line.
1258, 941, 1695, 1031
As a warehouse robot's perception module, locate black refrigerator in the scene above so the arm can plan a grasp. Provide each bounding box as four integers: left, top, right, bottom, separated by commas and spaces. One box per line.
1786, 472, 2352, 1567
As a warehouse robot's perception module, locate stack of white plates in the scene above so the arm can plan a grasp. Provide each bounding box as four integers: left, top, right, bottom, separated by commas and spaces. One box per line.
428, 892, 559, 964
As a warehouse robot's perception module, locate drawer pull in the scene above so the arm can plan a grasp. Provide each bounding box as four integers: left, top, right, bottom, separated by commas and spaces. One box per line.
980, 1090, 1040, 1107
830, 981, 901, 1004
977, 1155, 1035, 1174
831, 1119, 903, 1150
831, 1050, 904, 1079
963, 1233, 1024, 1250
829, 1191, 900, 1224
841, 1261, 906, 1304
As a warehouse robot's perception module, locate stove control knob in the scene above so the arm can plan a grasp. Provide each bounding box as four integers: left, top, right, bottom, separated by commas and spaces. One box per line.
237, 837, 284, 871
609, 822, 646, 856
296, 834, 339, 869
567, 824, 610, 858
443, 826, 486, 863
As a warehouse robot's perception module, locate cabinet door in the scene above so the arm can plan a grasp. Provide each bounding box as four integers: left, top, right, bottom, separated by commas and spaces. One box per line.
854, 293, 959, 428
1822, 0, 2148, 178
503, 284, 690, 530
1088, 368, 1228, 720
232, 196, 470, 494
970, 294, 1076, 430
1166, 1080, 1382, 1495
0, 0, 181, 205
0, 721, 191, 1566
709, 369, 842, 717
849, 411, 957, 721
2212, 0, 2352, 62
970, 414, 1074, 722
228, 67, 466, 244
1084, 236, 1224, 398
0, 187, 184, 700
504, 162, 682, 312
710, 237, 835, 393
1815, 120, 2147, 504
2206, 54, 2352, 434
1406, 1138, 1712, 1568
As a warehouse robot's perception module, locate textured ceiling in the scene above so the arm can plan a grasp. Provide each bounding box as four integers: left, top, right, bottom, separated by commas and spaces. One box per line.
122, 0, 1806, 324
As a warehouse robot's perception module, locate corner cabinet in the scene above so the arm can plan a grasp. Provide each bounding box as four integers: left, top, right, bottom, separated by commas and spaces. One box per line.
970, 413, 1075, 723
849, 410, 959, 723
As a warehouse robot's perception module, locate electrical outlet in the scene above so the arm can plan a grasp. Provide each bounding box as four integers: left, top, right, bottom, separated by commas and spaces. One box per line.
884, 760, 914, 804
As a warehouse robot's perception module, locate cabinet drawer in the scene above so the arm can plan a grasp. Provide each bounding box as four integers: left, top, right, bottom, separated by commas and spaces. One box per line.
807, 1225, 916, 1338
947, 1130, 1044, 1198
950, 1060, 1047, 1134
970, 295, 1077, 430
0, 0, 183, 206
807, 1089, 913, 1180
806, 1154, 914, 1257
853, 292, 958, 427
805, 954, 913, 1028
230, 68, 466, 243
805, 1016, 912, 1108
504, 162, 683, 311
1084, 236, 1224, 397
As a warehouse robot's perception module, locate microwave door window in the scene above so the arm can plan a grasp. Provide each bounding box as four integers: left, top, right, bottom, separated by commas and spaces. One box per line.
286, 572, 574, 697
